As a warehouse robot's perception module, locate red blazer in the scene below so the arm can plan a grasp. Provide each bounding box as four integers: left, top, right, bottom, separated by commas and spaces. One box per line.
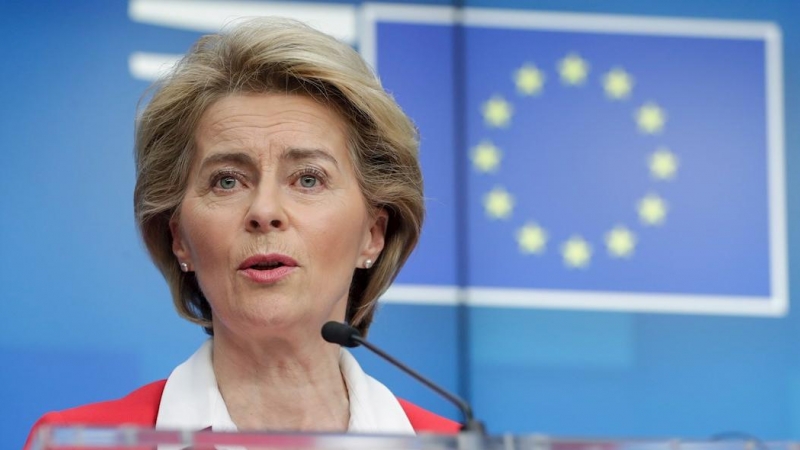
25, 380, 460, 449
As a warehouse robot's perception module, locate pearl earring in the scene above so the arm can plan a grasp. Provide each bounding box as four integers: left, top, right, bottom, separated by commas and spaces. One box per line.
364, 259, 373, 269
180, 262, 189, 272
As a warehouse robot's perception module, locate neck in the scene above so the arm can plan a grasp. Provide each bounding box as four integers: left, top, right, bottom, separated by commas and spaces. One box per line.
211, 328, 350, 432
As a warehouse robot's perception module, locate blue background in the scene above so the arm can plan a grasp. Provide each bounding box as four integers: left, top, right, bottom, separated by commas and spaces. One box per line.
2, 1, 799, 449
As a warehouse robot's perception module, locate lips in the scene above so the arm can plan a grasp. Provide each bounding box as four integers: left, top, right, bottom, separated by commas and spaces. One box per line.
238, 254, 298, 270
238, 254, 298, 284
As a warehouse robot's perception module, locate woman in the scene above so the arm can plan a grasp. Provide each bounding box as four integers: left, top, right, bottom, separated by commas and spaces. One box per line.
25, 17, 458, 447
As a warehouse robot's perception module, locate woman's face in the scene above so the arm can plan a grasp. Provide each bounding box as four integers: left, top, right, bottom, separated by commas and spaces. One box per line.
171, 93, 386, 341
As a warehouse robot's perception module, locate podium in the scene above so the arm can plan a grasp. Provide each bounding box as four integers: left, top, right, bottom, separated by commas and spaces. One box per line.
29, 426, 483, 449
29, 426, 779, 450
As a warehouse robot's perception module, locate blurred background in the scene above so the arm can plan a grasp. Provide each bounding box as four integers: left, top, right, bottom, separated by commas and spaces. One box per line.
2, 1, 799, 449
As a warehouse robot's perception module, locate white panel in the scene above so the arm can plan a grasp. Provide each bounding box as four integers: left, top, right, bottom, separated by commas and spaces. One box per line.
129, 0, 357, 44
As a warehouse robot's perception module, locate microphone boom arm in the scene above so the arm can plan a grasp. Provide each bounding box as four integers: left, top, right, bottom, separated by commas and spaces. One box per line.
352, 335, 477, 425
321, 321, 485, 433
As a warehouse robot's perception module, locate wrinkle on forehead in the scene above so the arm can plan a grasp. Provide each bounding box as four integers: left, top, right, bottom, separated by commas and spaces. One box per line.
195, 93, 350, 155
192, 93, 354, 174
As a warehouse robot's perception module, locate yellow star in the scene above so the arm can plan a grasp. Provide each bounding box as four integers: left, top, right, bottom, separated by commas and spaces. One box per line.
605, 225, 636, 258
649, 147, 679, 180
471, 140, 502, 173
603, 67, 634, 100
514, 63, 545, 96
638, 193, 668, 226
483, 186, 514, 220
517, 222, 548, 254
482, 95, 513, 128
562, 235, 592, 269
558, 53, 589, 86
636, 102, 667, 134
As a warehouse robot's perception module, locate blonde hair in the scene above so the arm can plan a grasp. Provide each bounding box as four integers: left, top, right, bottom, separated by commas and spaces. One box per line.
133, 18, 423, 336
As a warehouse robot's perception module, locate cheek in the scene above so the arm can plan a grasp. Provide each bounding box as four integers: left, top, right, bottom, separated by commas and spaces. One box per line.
181, 213, 239, 310
180, 202, 238, 270
312, 214, 369, 263
191, 232, 230, 267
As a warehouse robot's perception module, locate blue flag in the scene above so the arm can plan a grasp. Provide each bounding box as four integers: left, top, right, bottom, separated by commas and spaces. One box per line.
365, 6, 786, 315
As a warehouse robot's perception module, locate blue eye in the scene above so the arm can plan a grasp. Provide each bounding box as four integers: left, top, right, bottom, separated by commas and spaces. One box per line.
218, 176, 237, 189
299, 175, 318, 188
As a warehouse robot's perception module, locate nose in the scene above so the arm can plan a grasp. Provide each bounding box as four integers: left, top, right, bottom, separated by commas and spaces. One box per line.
244, 182, 289, 233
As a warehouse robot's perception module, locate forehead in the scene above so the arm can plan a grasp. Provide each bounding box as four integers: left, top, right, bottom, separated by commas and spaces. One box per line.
195, 93, 352, 157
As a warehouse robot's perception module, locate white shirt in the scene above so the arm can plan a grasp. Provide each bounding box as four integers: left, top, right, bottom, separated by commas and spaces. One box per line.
155, 340, 415, 434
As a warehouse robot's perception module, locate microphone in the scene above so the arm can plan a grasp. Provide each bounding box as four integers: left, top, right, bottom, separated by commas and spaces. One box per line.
321, 321, 485, 433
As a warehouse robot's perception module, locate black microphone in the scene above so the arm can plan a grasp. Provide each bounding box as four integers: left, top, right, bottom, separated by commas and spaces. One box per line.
321, 321, 485, 433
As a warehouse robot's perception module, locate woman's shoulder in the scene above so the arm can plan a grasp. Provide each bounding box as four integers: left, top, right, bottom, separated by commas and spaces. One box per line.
396, 398, 462, 434
24, 380, 167, 449
38, 379, 167, 425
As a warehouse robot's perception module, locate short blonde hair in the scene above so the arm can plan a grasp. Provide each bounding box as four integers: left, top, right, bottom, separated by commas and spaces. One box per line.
134, 18, 423, 336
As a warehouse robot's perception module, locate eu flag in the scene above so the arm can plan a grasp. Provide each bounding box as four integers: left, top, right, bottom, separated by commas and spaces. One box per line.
364, 6, 785, 316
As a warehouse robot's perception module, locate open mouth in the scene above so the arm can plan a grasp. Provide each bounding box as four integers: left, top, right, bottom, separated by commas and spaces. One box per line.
238, 254, 298, 283
239, 254, 298, 272
249, 261, 286, 270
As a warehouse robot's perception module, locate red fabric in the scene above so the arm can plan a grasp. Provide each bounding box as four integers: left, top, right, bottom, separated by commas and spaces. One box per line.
396, 398, 461, 434
24, 379, 460, 449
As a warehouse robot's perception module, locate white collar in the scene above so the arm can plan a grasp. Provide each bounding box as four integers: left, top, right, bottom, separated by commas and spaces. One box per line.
155, 339, 415, 435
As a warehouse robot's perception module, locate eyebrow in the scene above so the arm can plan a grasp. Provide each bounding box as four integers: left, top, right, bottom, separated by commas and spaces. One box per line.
282, 148, 340, 169
198, 148, 340, 172
198, 152, 257, 172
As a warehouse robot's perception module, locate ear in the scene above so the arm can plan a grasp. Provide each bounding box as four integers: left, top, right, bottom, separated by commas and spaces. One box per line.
169, 216, 191, 268
361, 208, 388, 264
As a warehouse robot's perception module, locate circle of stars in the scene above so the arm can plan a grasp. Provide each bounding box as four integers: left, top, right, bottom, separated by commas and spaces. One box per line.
474, 51, 680, 270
